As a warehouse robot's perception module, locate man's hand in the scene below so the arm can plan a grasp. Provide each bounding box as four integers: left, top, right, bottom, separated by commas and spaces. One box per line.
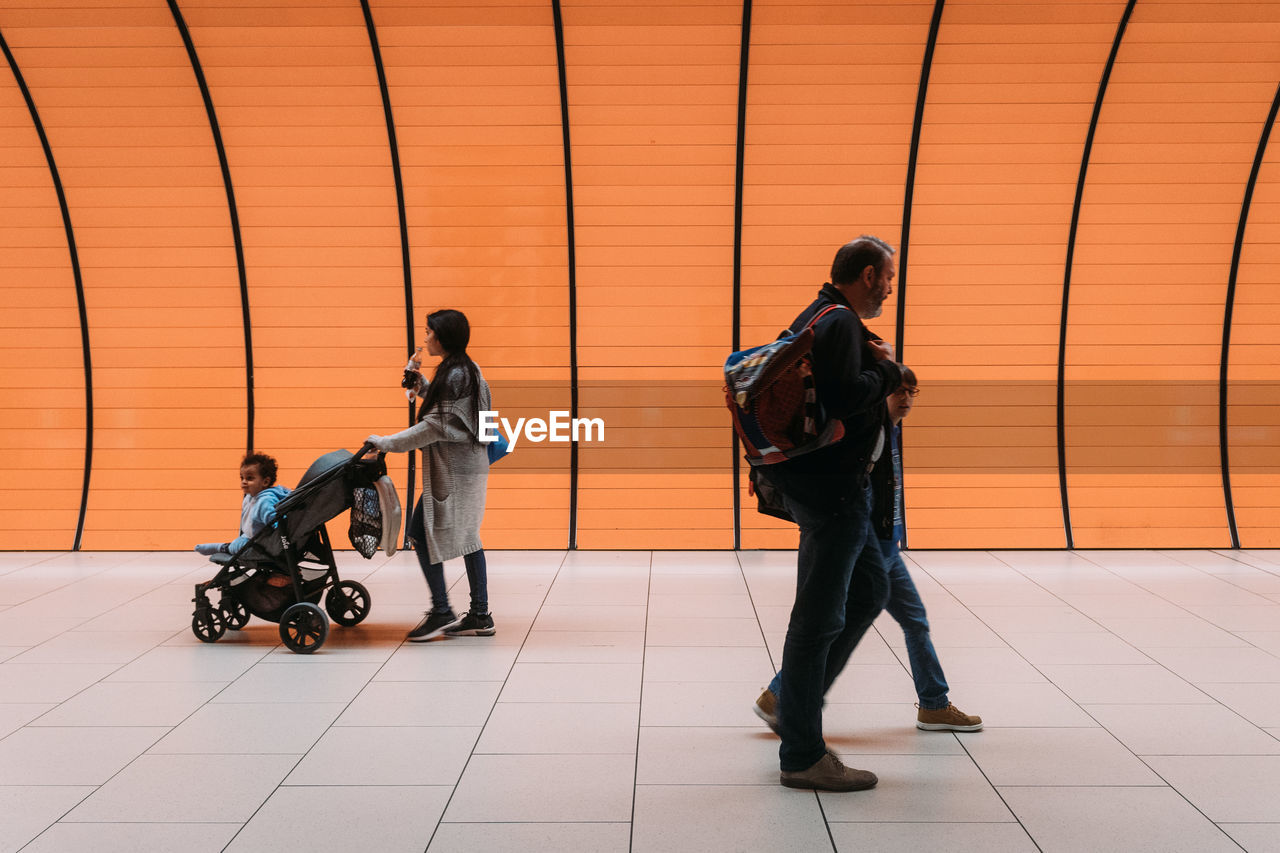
869, 340, 894, 361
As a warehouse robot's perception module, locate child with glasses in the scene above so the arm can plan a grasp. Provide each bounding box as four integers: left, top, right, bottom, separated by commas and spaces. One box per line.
755, 365, 982, 734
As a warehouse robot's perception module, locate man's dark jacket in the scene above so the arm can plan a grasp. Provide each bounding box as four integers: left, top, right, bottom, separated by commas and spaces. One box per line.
781, 283, 903, 485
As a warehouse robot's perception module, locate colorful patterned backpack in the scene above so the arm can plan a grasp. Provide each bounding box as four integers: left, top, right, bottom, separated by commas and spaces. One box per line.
724, 304, 848, 466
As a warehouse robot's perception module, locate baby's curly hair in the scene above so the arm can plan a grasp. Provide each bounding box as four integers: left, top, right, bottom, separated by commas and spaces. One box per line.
241, 452, 278, 486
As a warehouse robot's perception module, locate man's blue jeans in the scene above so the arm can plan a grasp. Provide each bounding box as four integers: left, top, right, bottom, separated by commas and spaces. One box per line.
765, 465, 890, 772
767, 544, 951, 722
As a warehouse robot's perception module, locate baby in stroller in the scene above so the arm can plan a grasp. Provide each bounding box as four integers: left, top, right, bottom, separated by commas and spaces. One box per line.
196, 452, 290, 562
193, 452, 296, 631
191, 445, 398, 653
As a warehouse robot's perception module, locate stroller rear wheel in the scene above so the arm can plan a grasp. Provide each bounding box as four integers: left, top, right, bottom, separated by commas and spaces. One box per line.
279, 602, 328, 654
220, 597, 250, 630
325, 581, 371, 627
192, 607, 226, 643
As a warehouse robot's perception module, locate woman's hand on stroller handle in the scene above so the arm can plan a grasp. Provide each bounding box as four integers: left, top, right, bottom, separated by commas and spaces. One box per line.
357, 438, 386, 461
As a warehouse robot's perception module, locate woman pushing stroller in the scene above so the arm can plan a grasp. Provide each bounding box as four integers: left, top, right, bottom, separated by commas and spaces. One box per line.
367, 309, 495, 642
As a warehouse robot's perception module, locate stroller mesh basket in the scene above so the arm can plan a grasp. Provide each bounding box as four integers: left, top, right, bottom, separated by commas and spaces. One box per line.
349, 486, 382, 559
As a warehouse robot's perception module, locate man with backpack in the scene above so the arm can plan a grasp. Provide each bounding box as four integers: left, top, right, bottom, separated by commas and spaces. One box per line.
755, 235, 907, 792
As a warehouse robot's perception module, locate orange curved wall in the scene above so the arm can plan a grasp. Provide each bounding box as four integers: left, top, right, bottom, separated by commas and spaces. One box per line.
1, 1, 1277, 551
1065, 0, 1280, 547
566, 1, 739, 549
3, 5, 247, 549
374, 0, 572, 548
739, 0, 933, 548
178, 2, 406, 550
0, 55, 83, 549
1231, 88, 1280, 547
903, 0, 1123, 549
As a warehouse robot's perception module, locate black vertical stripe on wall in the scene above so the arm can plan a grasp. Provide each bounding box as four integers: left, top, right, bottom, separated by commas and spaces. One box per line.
895, 0, 945, 551
552, 0, 579, 550
731, 0, 752, 551
1221, 80, 1280, 551
1058, 0, 1136, 550
895, 0, 945, 361
1, 29, 93, 551
167, 1, 254, 457
358, 0, 418, 546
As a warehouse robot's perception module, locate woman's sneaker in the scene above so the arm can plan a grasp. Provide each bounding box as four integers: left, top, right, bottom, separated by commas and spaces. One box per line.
444, 611, 495, 636
407, 609, 456, 642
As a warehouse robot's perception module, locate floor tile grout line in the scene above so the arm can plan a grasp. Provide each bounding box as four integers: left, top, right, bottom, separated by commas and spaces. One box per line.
1004, 550, 1280, 740
945, 734, 1046, 853
626, 551, 653, 853
1149, 550, 1280, 608
0, 559, 178, 650
898, 555, 1050, 851
214, 642, 383, 849
982, 552, 1261, 743
17, 665, 223, 849
1208, 548, 1280, 579
813, 785, 839, 852
735, 550, 780, 682
913, 552, 1157, 848
993, 782, 1260, 788
1158, 549, 1280, 661
980, 550, 1224, 704
1074, 549, 1276, 630
1124, 755, 1253, 851
0, 551, 65, 579
738, 551, 911, 852
7, 550, 1279, 850
3, 566, 259, 741
919, 550, 1107, 716
421, 548, 570, 853
6, 553, 248, 621
210, 550, 555, 852
978, 550, 1252, 850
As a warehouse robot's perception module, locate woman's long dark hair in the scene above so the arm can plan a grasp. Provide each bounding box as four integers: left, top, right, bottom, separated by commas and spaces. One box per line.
417, 309, 482, 419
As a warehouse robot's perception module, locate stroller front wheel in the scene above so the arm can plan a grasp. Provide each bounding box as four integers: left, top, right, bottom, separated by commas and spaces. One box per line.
192, 607, 226, 643
220, 596, 250, 630
325, 581, 371, 627
279, 602, 329, 654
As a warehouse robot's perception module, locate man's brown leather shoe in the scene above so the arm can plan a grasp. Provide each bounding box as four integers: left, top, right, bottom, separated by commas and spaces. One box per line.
780, 751, 877, 792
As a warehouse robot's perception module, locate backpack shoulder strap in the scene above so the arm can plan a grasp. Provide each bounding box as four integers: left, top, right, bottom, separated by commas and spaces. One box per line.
802, 303, 850, 332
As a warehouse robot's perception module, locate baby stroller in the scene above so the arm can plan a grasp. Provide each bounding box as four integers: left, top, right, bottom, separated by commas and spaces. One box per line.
191, 443, 401, 654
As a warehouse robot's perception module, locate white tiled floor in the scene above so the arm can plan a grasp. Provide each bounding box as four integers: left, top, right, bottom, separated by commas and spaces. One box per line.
2, 548, 1280, 852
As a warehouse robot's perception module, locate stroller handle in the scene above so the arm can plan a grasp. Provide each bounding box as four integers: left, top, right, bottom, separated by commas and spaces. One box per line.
275, 443, 386, 516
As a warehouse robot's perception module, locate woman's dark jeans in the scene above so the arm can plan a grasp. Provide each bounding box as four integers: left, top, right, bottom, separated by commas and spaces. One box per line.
409, 497, 488, 615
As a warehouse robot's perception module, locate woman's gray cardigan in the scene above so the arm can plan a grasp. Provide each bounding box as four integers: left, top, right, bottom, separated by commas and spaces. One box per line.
376, 365, 490, 563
